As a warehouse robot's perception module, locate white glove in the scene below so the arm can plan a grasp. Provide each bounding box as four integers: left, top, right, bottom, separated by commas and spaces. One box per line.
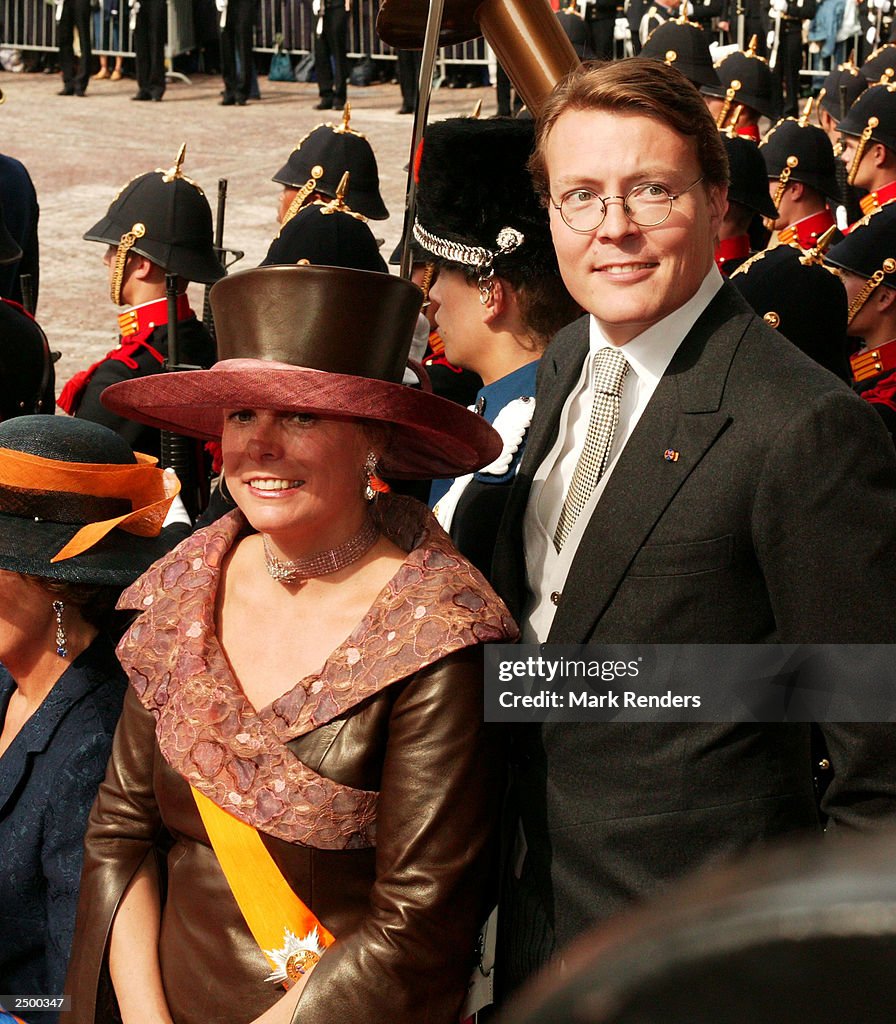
767, 28, 776, 47
769, 0, 789, 14
872, 0, 891, 11
868, 25, 879, 43
312, 0, 321, 13
215, 0, 226, 11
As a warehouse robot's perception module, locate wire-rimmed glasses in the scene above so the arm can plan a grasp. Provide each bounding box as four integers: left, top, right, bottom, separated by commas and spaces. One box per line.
551, 176, 705, 233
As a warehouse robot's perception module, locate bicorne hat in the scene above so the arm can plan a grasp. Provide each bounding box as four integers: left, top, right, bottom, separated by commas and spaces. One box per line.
0, 415, 178, 585
100, 266, 502, 480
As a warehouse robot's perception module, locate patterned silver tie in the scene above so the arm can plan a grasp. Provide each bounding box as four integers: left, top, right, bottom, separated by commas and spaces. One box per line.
553, 347, 629, 551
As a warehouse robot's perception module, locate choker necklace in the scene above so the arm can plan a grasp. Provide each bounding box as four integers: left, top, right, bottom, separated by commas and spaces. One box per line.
262, 517, 379, 584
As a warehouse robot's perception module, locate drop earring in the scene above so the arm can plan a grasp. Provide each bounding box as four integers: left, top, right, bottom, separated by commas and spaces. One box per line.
53, 600, 68, 659
364, 451, 377, 502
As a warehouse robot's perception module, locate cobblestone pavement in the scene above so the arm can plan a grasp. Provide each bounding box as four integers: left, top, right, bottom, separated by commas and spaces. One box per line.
1, 68, 498, 385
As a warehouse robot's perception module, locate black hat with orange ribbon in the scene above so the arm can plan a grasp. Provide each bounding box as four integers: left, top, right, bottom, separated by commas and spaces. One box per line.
0, 415, 179, 585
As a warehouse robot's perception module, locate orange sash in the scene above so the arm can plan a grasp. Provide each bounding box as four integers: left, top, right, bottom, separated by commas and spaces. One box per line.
191, 787, 335, 989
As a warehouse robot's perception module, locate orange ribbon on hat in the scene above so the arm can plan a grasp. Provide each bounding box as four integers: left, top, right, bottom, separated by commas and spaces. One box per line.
0, 447, 178, 562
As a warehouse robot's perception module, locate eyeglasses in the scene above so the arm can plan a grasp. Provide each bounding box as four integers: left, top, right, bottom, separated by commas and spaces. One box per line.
551, 176, 705, 233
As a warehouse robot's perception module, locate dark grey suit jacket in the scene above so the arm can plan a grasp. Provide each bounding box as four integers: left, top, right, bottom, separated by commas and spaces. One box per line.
491, 283, 896, 986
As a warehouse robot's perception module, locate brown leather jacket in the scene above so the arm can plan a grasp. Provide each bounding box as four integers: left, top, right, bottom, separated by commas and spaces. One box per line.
67, 648, 503, 1024
65, 501, 516, 1024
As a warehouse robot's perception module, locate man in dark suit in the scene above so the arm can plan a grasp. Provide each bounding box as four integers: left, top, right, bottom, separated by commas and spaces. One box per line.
492, 58, 896, 994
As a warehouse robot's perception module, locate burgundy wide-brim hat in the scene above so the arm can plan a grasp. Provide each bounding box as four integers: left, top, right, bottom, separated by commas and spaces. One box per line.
101, 265, 501, 479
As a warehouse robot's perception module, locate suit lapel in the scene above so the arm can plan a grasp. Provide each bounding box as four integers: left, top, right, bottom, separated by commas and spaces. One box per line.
548, 285, 755, 643
492, 317, 591, 618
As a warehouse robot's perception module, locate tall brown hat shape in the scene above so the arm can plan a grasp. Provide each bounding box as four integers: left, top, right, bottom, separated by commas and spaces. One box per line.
100, 265, 502, 479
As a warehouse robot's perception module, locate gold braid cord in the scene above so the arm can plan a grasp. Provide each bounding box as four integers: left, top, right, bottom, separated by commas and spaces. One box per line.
111, 223, 146, 306
281, 167, 324, 228
848, 117, 879, 186
848, 258, 896, 323
773, 156, 799, 209
716, 80, 742, 130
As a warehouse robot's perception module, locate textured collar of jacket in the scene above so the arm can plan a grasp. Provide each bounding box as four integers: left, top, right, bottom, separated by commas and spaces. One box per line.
116, 494, 517, 849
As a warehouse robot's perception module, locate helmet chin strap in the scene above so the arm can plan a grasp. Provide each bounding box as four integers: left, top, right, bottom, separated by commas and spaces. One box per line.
111, 223, 146, 306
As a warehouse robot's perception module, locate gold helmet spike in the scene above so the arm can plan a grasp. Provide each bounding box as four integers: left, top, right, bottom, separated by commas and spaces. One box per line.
161, 143, 188, 184
471, 98, 483, 118
335, 170, 349, 204
799, 224, 838, 266
319, 172, 367, 221
747, 34, 758, 56
798, 96, 814, 127
332, 101, 363, 137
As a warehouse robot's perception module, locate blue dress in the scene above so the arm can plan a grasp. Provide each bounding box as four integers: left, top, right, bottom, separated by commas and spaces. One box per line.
0, 637, 125, 1023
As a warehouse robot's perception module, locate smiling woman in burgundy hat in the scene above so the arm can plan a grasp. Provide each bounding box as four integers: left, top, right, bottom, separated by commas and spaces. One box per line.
65, 264, 518, 1024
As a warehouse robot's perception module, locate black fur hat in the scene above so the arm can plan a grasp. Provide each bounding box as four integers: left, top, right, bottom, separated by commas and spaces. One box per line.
413, 116, 558, 285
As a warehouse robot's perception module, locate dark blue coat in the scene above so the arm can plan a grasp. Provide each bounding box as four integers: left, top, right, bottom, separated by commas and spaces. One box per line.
0, 637, 125, 1023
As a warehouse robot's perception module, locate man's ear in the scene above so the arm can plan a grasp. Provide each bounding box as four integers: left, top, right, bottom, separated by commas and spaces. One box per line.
876, 284, 896, 313
707, 183, 729, 233
129, 254, 160, 282
482, 277, 506, 323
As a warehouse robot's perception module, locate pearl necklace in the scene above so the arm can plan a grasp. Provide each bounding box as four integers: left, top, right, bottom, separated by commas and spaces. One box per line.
262, 517, 379, 584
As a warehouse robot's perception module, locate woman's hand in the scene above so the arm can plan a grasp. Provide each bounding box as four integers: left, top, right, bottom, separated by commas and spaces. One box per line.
109, 854, 175, 1024
246, 971, 310, 1024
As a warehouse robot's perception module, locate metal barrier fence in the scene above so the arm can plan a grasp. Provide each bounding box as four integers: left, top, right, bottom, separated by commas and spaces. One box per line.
0, 0, 491, 66
1, 0, 851, 76
0, 0, 194, 58
0, 0, 490, 67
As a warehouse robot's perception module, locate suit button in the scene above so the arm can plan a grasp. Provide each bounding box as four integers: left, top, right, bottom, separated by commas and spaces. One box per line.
550, 591, 561, 605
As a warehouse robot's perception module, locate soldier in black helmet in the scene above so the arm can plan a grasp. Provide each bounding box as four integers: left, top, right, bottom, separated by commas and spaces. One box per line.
760, 100, 841, 247
730, 240, 851, 380
701, 37, 779, 140
271, 105, 389, 227
837, 78, 896, 222
715, 132, 778, 274
261, 182, 387, 272
827, 203, 896, 438
58, 146, 223, 459
640, 17, 722, 92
